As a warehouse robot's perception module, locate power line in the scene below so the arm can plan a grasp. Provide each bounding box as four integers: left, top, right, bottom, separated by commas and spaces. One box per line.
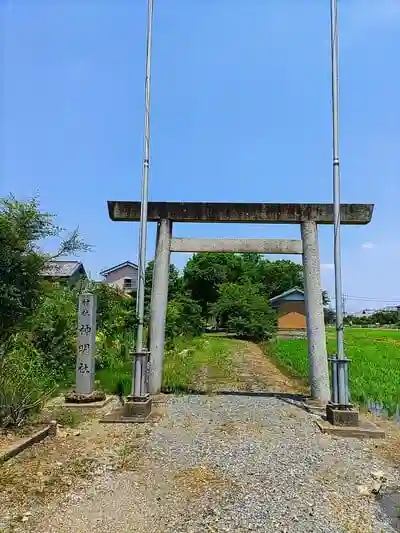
343, 295, 400, 304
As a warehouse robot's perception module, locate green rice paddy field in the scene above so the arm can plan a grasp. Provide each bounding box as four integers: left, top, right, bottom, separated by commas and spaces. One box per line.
272, 328, 400, 412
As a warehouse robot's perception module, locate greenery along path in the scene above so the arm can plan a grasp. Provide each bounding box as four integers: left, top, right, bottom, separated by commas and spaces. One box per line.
97, 336, 307, 397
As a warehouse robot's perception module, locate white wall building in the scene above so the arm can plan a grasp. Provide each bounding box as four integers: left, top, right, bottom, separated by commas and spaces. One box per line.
100, 261, 138, 295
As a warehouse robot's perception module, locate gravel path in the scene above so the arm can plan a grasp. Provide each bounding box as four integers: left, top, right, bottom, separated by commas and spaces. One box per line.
21, 394, 398, 533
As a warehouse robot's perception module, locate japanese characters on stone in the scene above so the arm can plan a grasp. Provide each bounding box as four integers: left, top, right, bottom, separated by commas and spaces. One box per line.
76, 293, 97, 394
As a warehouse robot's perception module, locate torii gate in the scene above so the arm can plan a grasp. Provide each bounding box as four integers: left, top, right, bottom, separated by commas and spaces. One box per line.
107, 200, 373, 404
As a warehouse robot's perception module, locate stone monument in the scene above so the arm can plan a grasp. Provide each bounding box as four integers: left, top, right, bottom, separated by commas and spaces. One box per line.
65, 292, 105, 404
76, 293, 96, 394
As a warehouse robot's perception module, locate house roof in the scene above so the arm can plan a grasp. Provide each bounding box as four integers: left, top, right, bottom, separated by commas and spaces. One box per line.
270, 287, 305, 304
100, 261, 138, 277
42, 260, 86, 278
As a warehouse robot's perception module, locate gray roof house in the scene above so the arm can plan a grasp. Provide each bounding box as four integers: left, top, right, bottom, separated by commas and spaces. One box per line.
42, 260, 87, 286
100, 261, 138, 295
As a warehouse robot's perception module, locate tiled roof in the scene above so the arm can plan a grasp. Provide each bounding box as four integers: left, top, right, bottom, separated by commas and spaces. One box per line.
42, 260, 83, 278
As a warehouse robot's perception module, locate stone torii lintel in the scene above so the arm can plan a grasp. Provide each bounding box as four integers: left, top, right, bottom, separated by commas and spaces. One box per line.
107, 201, 374, 225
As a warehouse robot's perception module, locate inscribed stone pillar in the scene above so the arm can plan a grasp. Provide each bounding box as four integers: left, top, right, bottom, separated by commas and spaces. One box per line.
76, 293, 97, 395
301, 221, 330, 404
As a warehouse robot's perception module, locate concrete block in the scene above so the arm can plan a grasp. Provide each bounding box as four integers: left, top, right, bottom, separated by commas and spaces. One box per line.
326, 403, 359, 426
0, 422, 57, 465
316, 418, 385, 439
100, 398, 153, 424
302, 399, 327, 415
123, 398, 152, 418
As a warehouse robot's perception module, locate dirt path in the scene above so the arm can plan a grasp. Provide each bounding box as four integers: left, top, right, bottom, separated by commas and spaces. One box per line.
0, 341, 398, 533
227, 340, 307, 394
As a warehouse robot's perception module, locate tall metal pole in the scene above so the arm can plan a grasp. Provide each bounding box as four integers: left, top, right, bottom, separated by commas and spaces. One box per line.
132, 0, 154, 397
330, 0, 349, 406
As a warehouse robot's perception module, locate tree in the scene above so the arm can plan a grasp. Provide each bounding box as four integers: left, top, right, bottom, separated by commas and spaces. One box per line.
0, 195, 89, 347
213, 282, 276, 341
183, 253, 244, 315
183, 253, 304, 317
257, 259, 304, 299
144, 260, 183, 319
90, 282, 137, 334
165, 295, 204, 340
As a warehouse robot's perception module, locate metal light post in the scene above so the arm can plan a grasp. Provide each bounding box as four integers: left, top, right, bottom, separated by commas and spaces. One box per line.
330, 0, 350, 407
131, 0, 154, 400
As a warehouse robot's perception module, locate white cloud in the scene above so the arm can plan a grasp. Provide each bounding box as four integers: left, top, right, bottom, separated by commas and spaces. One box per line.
361, 242, 375, 249
321, 263, 334, 270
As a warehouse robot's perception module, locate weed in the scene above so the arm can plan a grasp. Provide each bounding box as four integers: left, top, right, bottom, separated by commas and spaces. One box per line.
51, 409, 84, 428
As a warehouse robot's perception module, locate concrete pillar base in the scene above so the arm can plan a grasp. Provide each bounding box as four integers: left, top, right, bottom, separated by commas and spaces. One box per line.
123, 397, 152, 418
99, 398, 152, 424
326, 402, 359, 426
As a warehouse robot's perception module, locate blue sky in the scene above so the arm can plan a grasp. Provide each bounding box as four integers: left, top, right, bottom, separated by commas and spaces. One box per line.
1, 0, 399, 312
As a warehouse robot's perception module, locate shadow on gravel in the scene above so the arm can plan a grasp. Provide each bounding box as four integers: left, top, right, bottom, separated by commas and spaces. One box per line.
160, 387, 308, 403
378, 489, 400, 531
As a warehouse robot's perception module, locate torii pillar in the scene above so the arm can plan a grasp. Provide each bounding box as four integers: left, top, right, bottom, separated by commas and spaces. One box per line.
107, 201, 374, 404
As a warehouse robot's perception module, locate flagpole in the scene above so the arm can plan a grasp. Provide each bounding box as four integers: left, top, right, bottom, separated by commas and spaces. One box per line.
132, 0, 154, 398
330, 0, 349, 406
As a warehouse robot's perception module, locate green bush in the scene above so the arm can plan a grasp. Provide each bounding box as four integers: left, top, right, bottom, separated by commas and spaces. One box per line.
213, 282, 276, 341
27, 284, 136, 377
90, 283, 137, 334
90, 284, 136, 370
0, 195, 89, 347
0, 336, 56, 429
28, 287, 77, 379
96, 330, 134, 370
165, 295, 205, 342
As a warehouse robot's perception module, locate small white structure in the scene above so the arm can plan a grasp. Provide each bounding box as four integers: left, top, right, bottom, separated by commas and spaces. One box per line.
100, 261, 138, 295
76, 293, 97, 395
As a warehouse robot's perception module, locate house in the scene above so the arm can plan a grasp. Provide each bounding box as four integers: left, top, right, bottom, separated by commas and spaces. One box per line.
100, 261, 138, 295
41, 260, 87, 287
270, 287, 306, 337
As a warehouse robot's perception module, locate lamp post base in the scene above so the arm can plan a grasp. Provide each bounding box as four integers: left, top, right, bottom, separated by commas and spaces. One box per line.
123, 396, 152, 418
326, 402, 359, 426
100, 397, 153, 424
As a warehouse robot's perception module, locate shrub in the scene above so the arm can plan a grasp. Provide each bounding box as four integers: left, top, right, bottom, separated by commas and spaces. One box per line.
0, 195, 89, 347
28, 286, 77, 379
0, 336, 56, 429
96, 330, 134, 370
213, 282, 276, 341
165, 295, 205, 342
90, 283, 137, 334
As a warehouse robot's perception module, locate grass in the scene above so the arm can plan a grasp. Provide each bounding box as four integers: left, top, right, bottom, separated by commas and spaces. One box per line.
96, 336, 236, 395
269, 328, 400, 413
